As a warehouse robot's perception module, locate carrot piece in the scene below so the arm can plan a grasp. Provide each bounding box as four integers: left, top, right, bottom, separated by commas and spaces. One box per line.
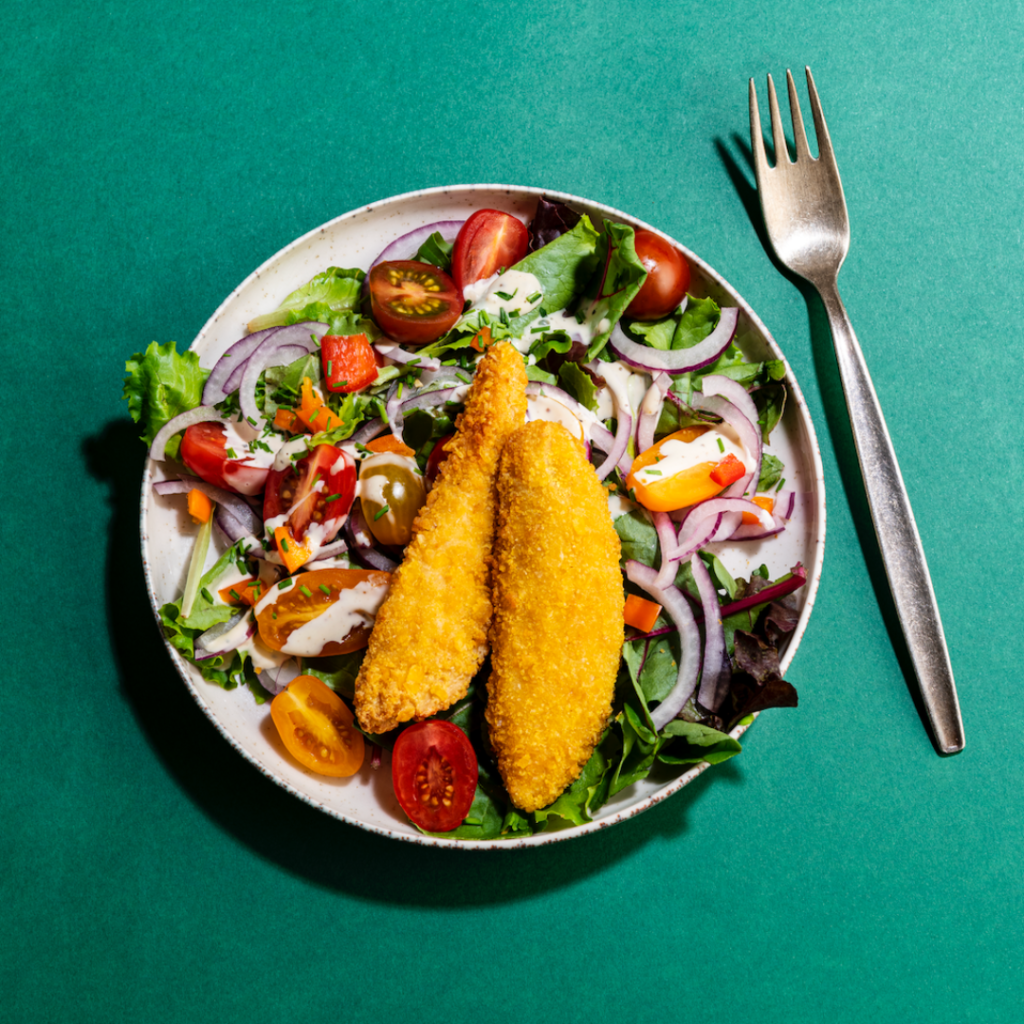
187, 488, 213, 523
218, 578, 264, 606
365, 434, 415, 457
709, 452, 745, 487
741, 495, 775, 525
471, 326, 493, 352
274, 407, 304, 434
274, 524, 314, 575
624, 594, 662, 633
297, 377, 344, 433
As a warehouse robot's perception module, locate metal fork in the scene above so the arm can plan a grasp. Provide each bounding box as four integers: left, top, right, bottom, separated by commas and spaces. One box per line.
749, 67, 965, 754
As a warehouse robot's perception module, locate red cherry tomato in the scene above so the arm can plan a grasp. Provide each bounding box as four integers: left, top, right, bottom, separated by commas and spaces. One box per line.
368, 261, 463, 345
424, 433, 454, 486
263, 443, 356, 542
625, 229, 691, 321
391, 720, 479, 832
321, 334, 378, 393
180, 421, 269, 496
452, 210, 529, 292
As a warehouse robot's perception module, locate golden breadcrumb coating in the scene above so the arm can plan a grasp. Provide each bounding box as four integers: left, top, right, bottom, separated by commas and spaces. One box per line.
354, 342, 527, 735
486, 420, 624, 813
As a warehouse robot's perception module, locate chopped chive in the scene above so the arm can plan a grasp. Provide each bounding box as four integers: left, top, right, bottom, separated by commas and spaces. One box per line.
717, 438, 725, 453
299, 585, 313, 598
327, 360, 333, 375
226, 447, 237, 459
776, 477, 787, 492
495, 290, 516, 301
278, 579, 292, 590
247, 416, 257, 426
229, 588, 241, 601
538, 307, 548, 317
200, 587, 213, 604
272, 612, 277, 619
456, 372, 470, 384
318, 584, 332, 596
397, 382, 404, 399
497, 266, 506, 275
374, 505, 390, 521
499, 307, 509, 326
645, 469, 663, 477
280, 538, 290, 552
309, 408, 320, 422
324, 492, 342, 502
526, 291, 542, 303
574, 310, 586, 324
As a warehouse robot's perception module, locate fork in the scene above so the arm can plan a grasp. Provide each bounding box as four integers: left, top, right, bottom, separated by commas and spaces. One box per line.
749, 67, 965, 754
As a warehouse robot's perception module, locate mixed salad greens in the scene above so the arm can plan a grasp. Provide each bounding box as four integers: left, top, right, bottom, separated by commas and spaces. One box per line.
124, 196, 806, 839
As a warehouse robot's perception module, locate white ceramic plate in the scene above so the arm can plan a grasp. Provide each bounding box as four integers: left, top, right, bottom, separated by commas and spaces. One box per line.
140, 184, 826, 849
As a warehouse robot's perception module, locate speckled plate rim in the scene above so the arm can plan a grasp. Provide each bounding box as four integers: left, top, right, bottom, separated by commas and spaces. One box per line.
140, 183, 826, 850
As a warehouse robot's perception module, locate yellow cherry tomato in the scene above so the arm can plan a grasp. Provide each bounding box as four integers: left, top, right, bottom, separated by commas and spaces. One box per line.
626, 426, 737, 512
270, 675, 364, 777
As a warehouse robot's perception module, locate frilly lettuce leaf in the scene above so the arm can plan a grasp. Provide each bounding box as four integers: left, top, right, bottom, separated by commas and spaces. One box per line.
248, 267, 366, 333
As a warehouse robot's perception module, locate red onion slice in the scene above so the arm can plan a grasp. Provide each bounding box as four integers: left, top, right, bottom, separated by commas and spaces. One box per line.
692, 553, 731, 713
589, 422, 634, 475
587, 360, 633, 481
635, 371, 670, 453
259, 658, 302, 696
369, 220, 466, 270
202, 327, 282, 406
344, 500, 398, 572
350, 417, 388, 446
175, 472, 262, 537
374, 342, 442, 373
624, 560, 702, 731
669, 497, 773, 559
238, 322, 329, 423
608, 307, 739, 375
195, 611, 254, 657
149, 406, 222, 462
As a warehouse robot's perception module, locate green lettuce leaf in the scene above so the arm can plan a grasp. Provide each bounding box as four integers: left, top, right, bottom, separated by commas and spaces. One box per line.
123, 341, 208, 459
247, 267, 365, 332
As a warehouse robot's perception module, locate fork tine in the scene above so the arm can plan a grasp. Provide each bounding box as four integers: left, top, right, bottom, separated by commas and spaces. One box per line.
748, 79, 771, 184
766, 73, 788, 165
785, 69, 811, 160
804, 66, 837, 167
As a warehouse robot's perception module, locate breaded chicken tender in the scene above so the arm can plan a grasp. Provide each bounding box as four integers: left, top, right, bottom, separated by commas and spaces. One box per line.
486, 420, 624, 813
354, 342, 527, 735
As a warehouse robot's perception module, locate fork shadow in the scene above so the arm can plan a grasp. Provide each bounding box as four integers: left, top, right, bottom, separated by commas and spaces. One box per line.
715, 132, 946, 755
84, 419, 748, 904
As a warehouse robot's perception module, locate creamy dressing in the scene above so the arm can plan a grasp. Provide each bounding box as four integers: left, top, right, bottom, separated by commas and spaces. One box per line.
220, 417, 287, 471
273, 437, 311, 472
235, 632, 290, 671
462, 269, 544, 317
633, 424, 751, 487
607, 493, 638, 521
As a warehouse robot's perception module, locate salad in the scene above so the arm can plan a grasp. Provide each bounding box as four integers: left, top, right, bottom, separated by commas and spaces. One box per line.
125, 195, 808, 840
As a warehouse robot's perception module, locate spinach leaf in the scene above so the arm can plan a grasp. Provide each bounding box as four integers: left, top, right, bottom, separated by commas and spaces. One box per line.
582, 222, 649, 359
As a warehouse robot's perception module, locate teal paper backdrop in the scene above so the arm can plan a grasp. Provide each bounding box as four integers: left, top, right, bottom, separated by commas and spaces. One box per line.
2, 1, 1021, 1021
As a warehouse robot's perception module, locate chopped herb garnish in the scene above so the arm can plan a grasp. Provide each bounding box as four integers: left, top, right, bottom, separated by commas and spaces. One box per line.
318, 584, 332, 596
645, 469, 663, 477
229, 588, 241, 601
374, 505, 390, 521
225, 447, 237, 459
278, 579, 292, 590
200, 587, 213, 604
280, 538, 290, 552
397, 382, 404, 399
538, 307, 548, 317
499, 307, 509, 326
526, 291, 542, 303
495, 290, 516, 301
324, 492, 342, 502
456, 372, 471, 384
247, 416, 257, 427
479, 311, 491, 326
717, 438, 725, 453
776, 477, 787, 492
299, 584, 313, 598
327, 360, 333, 375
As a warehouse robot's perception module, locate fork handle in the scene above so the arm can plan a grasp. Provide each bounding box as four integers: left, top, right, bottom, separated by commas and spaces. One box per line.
817, 278, 965, 753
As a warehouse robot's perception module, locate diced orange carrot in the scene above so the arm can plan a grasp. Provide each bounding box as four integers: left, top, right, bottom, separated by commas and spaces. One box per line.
273, 407, 304, 434
187, 488, 213, 523
274, 524, 314, 575
365, 434, 415, 457
709, 453, 745, 487
624, 594, 662, 633
297, 377, 344, 433
218, 578, 264, 606
471, 326, 493, 352
742, 495, 775, 525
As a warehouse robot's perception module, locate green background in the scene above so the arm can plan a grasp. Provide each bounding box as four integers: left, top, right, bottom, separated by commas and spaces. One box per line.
3, 1, 1021, 1021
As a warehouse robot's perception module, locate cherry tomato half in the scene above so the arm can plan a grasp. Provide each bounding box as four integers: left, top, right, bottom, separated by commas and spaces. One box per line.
391, 720, 479, 832
270, 675, 364, 777
625, 229, 691, 321
321, 333, 378, 393
180, 421, 269, 496
368, 260, 463, 345
263, 444, 356, 543
358, 453, 427, 547
452, 209, 529, 292
256, 567, 391, 657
